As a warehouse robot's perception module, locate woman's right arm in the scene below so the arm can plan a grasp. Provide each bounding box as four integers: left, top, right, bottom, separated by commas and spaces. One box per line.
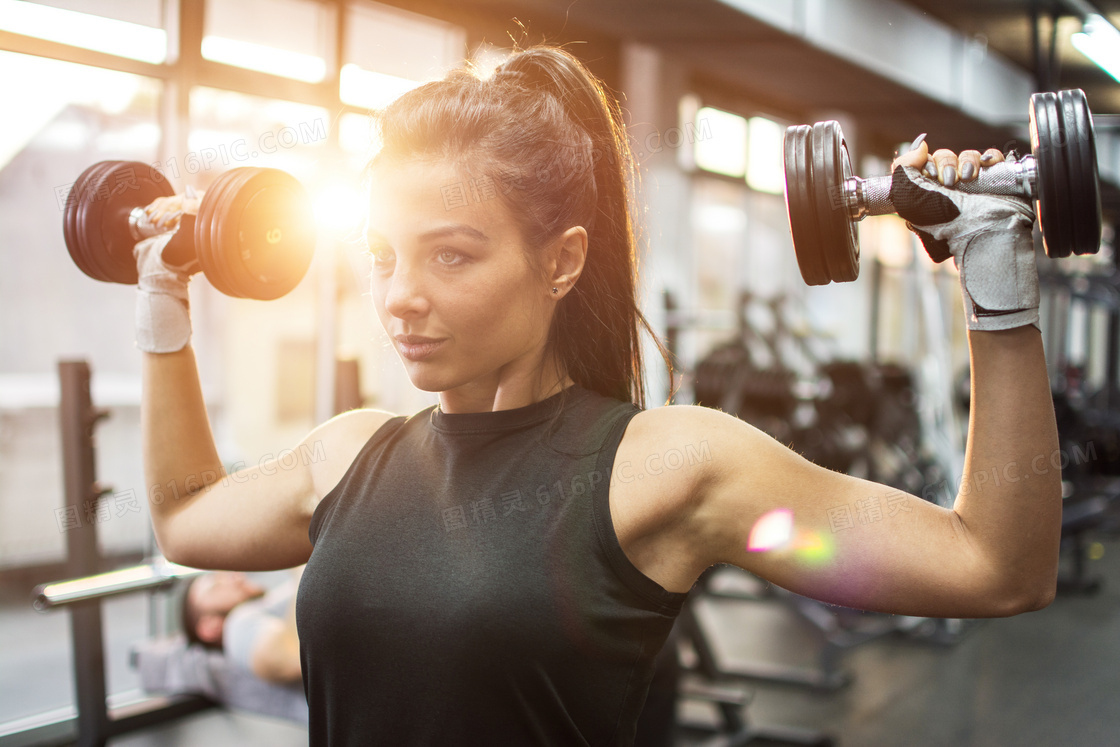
143, 346, 393, 571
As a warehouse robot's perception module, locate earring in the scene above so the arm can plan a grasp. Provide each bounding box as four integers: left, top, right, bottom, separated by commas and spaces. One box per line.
552, 287, 559, 294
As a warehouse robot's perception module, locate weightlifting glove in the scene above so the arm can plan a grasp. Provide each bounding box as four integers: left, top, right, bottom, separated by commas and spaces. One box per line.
134, 231, 196, 353
889, 162, 1039, 332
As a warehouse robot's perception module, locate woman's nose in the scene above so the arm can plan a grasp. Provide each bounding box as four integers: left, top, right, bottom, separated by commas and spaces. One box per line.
382, 266, 429, 318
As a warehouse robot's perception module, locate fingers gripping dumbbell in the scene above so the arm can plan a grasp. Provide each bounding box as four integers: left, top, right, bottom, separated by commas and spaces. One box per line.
783, 89, 1103, 286
62, 161, 316, 300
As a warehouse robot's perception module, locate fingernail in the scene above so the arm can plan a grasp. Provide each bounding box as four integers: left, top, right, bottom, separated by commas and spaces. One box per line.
980, 152, 994, 164
924, 161, 938, 179
908, 133, 927, 152
942, 165, 957, 188
960, 162, 975, 180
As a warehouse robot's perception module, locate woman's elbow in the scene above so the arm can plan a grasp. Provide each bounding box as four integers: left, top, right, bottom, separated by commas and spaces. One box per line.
1018, 580, 1057, 614
993, 577, 1057, 616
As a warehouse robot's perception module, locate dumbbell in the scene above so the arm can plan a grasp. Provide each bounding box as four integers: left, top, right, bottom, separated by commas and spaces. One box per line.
62, 161, 316, 300
783, 88, 1103, 286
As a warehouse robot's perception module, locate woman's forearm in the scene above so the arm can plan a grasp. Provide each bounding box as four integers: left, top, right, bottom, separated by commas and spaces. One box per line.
142, 347, 225, 532
954, 325, 1062, 607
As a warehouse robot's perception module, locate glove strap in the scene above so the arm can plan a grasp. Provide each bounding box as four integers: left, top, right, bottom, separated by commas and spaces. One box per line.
134, 233, 193, 354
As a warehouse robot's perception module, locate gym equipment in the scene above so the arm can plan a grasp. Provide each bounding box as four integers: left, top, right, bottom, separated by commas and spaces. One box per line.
34, 361, 217, 746
784, 89, 1103, 285
63, 161, 316, 300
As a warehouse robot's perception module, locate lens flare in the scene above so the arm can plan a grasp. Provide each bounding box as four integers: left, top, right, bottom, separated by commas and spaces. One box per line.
314, 183, 366, 235
792, 530, 834, 566
747, 509, 836, 567
747, 508, 793, 552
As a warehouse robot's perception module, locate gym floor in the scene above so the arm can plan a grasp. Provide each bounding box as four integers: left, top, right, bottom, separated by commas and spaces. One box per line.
2, 530, 1118, 747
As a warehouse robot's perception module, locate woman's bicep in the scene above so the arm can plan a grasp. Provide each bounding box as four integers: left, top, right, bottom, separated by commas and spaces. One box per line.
160, 458, 317, 571
689, 407, 1003, 618
161, 408, 395, 571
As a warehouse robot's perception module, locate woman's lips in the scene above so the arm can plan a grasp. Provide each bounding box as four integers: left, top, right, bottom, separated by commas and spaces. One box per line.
396, 338, 445, 361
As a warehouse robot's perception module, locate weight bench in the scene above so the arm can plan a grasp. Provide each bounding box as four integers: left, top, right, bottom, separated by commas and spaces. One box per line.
30, 557, 308, 745
130, 634, 308, 725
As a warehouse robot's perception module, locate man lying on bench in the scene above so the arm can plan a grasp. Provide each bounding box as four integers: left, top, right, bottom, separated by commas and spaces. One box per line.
182, 567, 303, 685
131, 565, 308, 725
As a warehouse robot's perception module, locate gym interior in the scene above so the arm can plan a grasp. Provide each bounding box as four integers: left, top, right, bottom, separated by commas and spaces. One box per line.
2, 1, 1120, 745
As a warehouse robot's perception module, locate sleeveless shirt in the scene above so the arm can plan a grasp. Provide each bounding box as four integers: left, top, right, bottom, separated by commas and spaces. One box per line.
295, 385, 688, 745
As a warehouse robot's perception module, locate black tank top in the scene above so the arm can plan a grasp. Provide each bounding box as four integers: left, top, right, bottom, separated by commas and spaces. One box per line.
295, 385, 687, 745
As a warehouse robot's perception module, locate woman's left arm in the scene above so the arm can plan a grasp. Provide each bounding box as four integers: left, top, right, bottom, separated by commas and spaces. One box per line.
648, 330, 1059, 620
653, 258, 1059, 614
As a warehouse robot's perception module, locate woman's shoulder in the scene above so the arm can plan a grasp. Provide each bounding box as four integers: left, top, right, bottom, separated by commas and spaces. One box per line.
617, 404, 721, 470
608, 404, 734, 592
616, 403, 770, 488
299, 408, 400, 501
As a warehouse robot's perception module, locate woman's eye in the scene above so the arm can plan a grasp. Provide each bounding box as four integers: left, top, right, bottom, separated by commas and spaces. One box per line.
369, 246, 395, 267
436, 249, 466, 266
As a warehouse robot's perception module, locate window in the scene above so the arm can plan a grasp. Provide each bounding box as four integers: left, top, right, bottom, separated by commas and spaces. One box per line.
694, 106, 748, 178
203, 0, 333, 82
0, 0, 167, 63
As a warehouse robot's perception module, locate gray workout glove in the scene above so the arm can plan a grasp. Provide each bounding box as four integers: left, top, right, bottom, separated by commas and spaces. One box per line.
889, 162, 1039, 332
134, 231, 197, 353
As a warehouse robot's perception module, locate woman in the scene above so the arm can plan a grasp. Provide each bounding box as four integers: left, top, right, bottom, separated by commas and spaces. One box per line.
136, 46, 1060, 745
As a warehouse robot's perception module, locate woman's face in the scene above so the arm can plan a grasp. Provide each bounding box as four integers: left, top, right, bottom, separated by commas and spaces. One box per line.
367, 160, 559, 405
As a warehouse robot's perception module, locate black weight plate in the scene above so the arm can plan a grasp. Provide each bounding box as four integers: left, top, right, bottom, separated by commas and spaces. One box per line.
69, 161, 115, 280
236, 185, 307, 293
210, 168, 261, 296
63, 161, 111, 280
1063, 89, 1102, 256
194, 168, 235, 293
215, 168, 264, 296
814, 121, 858, 283
196, 169, 238, 295
98, 161, 175, 284
1031, 92, 1073, 258
63, 162, 97, 271
784, 125, 831, 285
1060, 90, 1091, 257
196, 168, 255, 296
82, 162, 131, 282
74, 161, 122, 282
224, 169, 316, 300
191, 170, 229, 292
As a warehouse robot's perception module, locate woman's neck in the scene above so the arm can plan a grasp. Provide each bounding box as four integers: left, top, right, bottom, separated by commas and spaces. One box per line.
438, 367, 574, 414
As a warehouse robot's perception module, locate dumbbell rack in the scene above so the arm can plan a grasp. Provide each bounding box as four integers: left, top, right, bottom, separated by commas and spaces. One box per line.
26, 361, 213, 747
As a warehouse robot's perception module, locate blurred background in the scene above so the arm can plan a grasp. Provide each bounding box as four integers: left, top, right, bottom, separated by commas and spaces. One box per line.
1, 1, 1119, 745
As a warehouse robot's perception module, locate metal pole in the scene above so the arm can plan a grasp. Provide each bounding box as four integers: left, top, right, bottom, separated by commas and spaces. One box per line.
59, 361, 111, 747
868, 257, 882, 363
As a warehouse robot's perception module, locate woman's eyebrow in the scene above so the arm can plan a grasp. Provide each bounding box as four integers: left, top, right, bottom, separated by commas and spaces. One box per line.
367, 224, 491, 246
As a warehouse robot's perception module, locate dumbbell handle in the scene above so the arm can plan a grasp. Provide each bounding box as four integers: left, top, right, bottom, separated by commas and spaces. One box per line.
126, 207, 199, 269
847, 155, 1038, 221
128, 185, 202, 240
128, 207, 166, 240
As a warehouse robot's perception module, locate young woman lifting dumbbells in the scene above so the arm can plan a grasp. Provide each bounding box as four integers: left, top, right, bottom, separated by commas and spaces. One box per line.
135, 46, 1060, 745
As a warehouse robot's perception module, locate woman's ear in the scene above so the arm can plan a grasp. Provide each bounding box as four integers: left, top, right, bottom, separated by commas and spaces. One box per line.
549, 226, 588, 297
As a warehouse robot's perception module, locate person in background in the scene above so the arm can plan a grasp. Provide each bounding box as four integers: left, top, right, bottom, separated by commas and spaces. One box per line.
181, 567, 303, 685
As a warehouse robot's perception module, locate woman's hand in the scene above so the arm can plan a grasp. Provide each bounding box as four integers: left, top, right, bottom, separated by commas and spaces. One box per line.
143, 191, 204, 233
888, 138, 1038, 332
892, 138, 1006, 186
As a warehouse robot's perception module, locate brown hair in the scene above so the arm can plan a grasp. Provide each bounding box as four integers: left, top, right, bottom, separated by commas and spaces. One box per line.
180, 576, 222, 651
366, 45, 670, 407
